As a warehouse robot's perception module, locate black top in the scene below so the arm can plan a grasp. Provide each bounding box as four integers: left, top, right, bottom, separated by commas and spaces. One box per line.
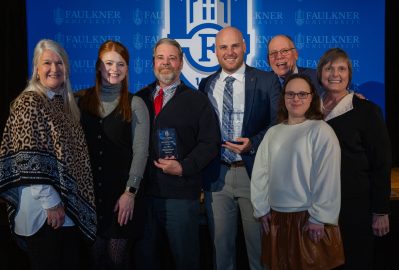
326, 95, 391, 214
79, 92, 142, 238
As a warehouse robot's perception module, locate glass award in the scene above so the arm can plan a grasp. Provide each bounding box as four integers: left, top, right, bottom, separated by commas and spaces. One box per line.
225, 110, 244, 145
158, 128, 178, 159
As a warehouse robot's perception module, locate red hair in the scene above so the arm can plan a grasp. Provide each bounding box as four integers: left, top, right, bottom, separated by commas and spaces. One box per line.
79, 40, 131, 121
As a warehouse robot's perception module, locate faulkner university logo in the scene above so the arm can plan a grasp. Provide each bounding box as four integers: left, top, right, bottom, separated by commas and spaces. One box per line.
162, 0, 255, 88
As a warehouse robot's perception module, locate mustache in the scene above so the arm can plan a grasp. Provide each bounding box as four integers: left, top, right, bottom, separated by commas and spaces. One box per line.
159, 66, 172, 71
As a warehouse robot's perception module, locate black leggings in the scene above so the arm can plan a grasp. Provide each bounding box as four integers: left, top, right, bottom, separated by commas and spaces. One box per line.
91, 236, 130, 270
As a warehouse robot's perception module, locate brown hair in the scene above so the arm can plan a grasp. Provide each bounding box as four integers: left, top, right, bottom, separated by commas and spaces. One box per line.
316, 48, 352, 90
152, 38, 183, 62
79, 40, 132, 121
277, 73, 323, 123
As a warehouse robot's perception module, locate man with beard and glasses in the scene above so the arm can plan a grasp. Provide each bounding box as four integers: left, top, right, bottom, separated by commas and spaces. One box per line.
134, 38, 220, 270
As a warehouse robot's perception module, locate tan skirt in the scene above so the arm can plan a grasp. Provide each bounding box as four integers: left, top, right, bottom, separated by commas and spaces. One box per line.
262, 210, 345, 270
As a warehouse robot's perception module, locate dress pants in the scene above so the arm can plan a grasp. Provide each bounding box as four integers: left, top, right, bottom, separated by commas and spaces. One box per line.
205, 165, 265, 270
135, 196, 200, 270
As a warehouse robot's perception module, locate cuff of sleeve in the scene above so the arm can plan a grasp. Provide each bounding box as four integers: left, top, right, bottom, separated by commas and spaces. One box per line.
254, 207, 270, 219
38, 186, 61, 210
179, 160, 189, 177
46, 202, 63, 210
43, 199, 62, 210
373, 213, 390, 216
248, 139, 256, 155
308, 216, 324, 225
126, 175, 142, 189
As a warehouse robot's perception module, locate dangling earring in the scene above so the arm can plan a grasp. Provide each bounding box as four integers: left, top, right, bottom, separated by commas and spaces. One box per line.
36, 73, 40, 80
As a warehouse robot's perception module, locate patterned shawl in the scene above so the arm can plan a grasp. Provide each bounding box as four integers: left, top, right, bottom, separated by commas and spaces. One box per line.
0, 91, 96, 241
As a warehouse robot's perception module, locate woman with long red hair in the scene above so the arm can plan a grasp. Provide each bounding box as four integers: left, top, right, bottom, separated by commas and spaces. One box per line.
76, 40, 149, 270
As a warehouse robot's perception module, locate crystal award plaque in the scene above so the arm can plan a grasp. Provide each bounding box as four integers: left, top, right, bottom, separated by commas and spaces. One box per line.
158, 128, 177, 159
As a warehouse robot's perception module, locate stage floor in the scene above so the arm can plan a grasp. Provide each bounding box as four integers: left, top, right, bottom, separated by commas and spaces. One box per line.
391, 167, 399, 200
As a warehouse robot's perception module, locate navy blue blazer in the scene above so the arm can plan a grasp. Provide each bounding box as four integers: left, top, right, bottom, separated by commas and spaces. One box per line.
298, 67, 324, 95
199, 65, 281, 190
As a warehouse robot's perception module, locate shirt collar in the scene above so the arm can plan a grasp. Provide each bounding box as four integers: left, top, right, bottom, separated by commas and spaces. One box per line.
155, 80, 181, 95
279, 66, 298, 80
46, 90, 63, 100
324, 92, 354, 121
220, 63, 245, 83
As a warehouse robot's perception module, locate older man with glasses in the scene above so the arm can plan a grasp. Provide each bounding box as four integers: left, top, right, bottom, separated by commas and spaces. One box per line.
267, 34, 323, 94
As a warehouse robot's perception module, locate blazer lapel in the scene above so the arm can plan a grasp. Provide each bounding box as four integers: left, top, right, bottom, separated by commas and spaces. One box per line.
205, 69, 221, 95
243, 66, 255, 133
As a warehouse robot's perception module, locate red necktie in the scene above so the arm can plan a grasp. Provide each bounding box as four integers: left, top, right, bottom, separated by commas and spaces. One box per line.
154, 88, 164, 116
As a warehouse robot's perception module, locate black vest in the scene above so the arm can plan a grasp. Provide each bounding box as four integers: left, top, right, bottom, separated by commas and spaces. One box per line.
79, 93, 133, 237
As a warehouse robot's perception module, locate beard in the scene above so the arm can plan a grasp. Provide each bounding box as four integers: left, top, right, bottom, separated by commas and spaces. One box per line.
154, 68, 178, 86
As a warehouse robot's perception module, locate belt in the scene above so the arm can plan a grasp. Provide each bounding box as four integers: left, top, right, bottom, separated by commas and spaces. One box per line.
221, 160, 246, 168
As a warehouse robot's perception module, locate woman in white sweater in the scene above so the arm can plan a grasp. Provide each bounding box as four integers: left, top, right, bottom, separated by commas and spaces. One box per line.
251, 73, 344, 270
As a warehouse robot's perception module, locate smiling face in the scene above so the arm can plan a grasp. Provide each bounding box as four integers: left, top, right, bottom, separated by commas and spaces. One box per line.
320, 58, 350, 95
284, 77, 313, 123
37, 49, 65, 91
153, 43, 183, 87
215, 27, 246, 74
99, 50, 128, 85
268, 35, 298, 78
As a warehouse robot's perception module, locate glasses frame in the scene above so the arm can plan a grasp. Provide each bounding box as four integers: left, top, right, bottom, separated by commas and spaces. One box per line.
268, 48, 296, 58
284, 91, 312, 99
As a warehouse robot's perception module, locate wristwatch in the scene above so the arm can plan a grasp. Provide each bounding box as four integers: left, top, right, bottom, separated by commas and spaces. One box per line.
125, 186, 138, 195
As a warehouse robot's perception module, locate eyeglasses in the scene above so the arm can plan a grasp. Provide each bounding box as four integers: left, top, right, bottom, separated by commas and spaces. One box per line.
268, 48, 295, 58
284, 91, 312, 99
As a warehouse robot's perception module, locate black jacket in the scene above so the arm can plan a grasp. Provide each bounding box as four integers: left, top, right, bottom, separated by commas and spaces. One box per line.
136, 81, 220, 199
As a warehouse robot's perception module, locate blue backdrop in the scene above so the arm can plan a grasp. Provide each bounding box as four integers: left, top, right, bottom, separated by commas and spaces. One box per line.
26, 0, 385, 112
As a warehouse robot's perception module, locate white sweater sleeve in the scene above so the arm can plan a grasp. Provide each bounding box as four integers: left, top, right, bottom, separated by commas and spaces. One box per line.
250, 134, 271, 218
308, 122, 341, 225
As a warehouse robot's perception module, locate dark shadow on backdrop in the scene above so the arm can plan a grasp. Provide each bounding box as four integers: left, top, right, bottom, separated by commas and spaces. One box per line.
1, 0, 28, 140
386, 0, 398, 167
0, 2, 28, 269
